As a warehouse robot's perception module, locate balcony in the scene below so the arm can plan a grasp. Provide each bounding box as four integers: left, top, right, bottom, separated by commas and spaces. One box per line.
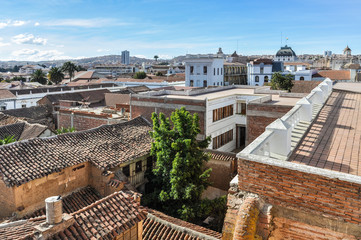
128, 172, 146, 187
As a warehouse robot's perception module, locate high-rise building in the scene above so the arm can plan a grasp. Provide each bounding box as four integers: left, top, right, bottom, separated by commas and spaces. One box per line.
121, 50, 130, 65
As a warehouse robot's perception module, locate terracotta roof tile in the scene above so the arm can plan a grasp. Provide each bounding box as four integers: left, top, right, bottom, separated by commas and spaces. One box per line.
0, 89, 16, 99
0, 117, 152, 187
290, 90, 361, 176
313, 70, 350, 81
143, 209, 222, 240
23, 186, 101, 219
205, 149, 237, 162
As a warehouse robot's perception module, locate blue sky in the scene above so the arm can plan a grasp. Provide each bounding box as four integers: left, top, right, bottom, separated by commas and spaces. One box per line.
0, 0, 360, 61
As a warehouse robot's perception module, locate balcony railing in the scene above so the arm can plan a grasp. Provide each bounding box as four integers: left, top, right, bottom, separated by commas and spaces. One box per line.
128, 172, 145, 187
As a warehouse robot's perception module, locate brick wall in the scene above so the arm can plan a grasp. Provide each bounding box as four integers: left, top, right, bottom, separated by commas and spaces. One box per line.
238, 158, 361, 236
58, 110, 123, 131
206, 159, 235, 191
247, 104, 293, 143
131, 97, 206, 134
269, 217, 357, 240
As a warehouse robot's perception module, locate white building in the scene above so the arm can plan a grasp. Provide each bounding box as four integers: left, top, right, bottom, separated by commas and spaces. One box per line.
283, 62, 315, 81
121, 50, 130, 65
247, 59, 274, 86
185, 53, 224, 87
91, 64, 138, 77
274, 45, 298, 62
19, 65, 46, 74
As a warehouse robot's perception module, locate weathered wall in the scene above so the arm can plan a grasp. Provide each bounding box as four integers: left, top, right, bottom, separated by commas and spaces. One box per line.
0, 180, 16, 218
238, 158, 361, 237
12, 162, 91, 217
205, 159, 235, 191
246, 104, 293, 144
58, 110, 123, 131
269, 217, 357, 240
131, 96, 206, 134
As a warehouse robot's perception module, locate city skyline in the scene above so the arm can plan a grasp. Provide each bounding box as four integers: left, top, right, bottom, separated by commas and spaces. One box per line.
0, 0, 360, 61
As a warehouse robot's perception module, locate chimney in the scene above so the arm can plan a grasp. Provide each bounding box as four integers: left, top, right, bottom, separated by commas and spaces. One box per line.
45, 196, 62, 225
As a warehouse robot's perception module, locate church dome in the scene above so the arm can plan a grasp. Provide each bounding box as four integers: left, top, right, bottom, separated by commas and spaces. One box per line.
231, 51, 239, 57
276, 45, 297, 57
344, 45, 351, 52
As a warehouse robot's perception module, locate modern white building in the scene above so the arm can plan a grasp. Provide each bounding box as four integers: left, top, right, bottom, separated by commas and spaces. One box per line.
184, 53, 224, 87
247, 59, 275, 86
274, 45, 298, 62
283, 62, 315, 81
121, 50, 130, 65
90, 64, 138, 77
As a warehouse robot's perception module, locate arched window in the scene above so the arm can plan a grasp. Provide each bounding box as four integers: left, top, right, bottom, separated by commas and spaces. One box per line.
255, 76, 259, 82
264, 76, 269, 82
190, 80, 194, 87
300, 77, 304, 81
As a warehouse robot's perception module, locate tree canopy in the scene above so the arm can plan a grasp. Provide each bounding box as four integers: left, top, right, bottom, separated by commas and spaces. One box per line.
61, 61, 78, 82
56, 127, 75, 135
31, 69, 47, 85
149, 107, 212, 220
270, 72, 294, 92
48, 67, 65, 85
0, 136, 16, 145
154, 55, 159, 61
133, 71, 147, 79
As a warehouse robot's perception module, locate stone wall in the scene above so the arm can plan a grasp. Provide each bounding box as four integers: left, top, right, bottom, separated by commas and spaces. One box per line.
238, 157, 361, 238
246, 104, 293, 144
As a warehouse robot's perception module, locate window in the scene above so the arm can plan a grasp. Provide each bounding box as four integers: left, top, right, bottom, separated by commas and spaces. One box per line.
255, 76, 259, 82
190, 80, 194, 87
237, 102, 247, 115
22, 104, 26, 108
203, 80, 207, 87
122, 165, 130, 177
135, 161, 142, 173
260, 67, 264, 74
214, 68, 216, 75
214, 82, 216, 86
203, 66, 207, 74
212, 129, 233, 149
213, 104, 234, 122
221, 68, 223, 75
190, 66, 194, 75
217, 68, 219, 75
264, 76, 269, 82
300, 77, 304, 81
0, 106, 6, 111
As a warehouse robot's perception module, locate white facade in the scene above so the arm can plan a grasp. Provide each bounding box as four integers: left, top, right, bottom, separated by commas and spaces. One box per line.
247, 62, 273, 86
19, 65, 45, 74
121, 50, 130, 65
185, 55, 224, 87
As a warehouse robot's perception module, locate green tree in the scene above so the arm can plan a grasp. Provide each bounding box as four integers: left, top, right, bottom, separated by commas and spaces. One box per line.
155, 71, 163, 76
61, 61, 78, 82
270, 72, 294, 92
11, 76, 26, 82
56, 127, 75, 135
0, 136, 16, 145
150, 107, 211, 220
31, 69, 47, 85
154, 55, 159, 62
48, 67, 65, 85
133, 71, 147, 79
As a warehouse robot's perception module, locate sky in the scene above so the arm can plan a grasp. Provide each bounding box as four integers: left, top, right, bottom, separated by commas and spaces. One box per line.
0, 0, 360, 61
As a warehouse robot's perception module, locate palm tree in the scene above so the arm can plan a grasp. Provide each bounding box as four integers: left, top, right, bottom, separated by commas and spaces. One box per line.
31, 69, 47, 85
61, 61, 78, 82
48, 67, 65, 85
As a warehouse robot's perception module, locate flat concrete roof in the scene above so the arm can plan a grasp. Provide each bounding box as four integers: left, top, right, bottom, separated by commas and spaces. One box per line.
333, 82, 361, 93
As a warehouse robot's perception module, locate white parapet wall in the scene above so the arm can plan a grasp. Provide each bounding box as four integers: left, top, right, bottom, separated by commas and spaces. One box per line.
239, 78, 333, 160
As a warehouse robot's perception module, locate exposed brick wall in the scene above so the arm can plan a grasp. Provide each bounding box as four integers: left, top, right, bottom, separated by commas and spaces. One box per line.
269, 217, 357, 240
206, 160, 234, 191
238, 158, 361, 227
247, 104, 293, 143
58, 110, 123, 131
131, 97, 206, 134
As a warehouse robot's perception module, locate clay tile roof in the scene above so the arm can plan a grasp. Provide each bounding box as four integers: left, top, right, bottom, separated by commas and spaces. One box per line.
0, 113, 23, 126
0, 116, 152, 187
0, 217, 44, 240
49, 191, 148, 239
23, 186, 102, 219
0, 122, 49, 141
0, 89, 16, 99
143, 209, 222, 240
205, 149, 237, 162
1, 105, 49, 121
313, 70, 350, 81
41, 89, 110, 105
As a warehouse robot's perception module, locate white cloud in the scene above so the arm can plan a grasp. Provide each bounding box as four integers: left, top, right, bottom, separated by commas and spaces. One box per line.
11, 49, 74, 61
134, 54, 147, 59
12, 34, 47, 45
0, 20, 28, 29
96, 48, 110, 52
44, 18, 130, 28
0, 37, 10, 47
34, 22, 40, 26
158, 54, 171, 59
